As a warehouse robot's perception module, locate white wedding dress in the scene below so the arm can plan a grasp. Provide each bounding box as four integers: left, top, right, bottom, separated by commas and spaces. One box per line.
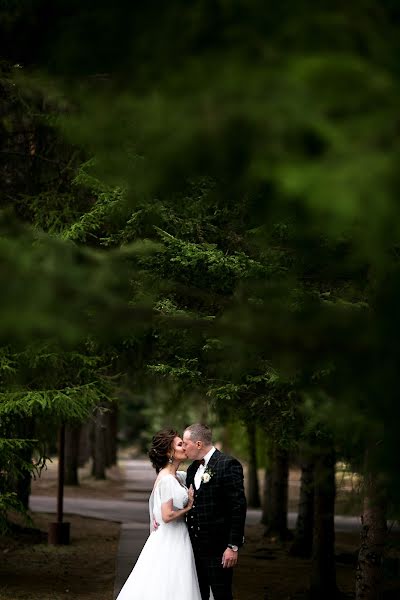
116, 471, 202, 600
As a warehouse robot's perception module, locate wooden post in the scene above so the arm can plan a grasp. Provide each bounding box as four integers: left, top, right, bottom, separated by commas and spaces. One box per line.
48, 424, 70, 545
57, 423, 65, 522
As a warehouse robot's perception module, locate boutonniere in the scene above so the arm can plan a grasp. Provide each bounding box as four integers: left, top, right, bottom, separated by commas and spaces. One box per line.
201, 468, 214, 484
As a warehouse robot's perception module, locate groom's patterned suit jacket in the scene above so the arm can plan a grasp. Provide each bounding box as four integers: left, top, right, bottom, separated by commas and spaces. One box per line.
185, 449, 247, 556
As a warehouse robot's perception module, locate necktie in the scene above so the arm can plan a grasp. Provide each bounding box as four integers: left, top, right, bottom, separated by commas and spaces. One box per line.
200, 458, 205, 465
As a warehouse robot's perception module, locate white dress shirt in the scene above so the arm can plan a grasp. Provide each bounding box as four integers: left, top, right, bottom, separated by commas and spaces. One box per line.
194, 446, 216, 490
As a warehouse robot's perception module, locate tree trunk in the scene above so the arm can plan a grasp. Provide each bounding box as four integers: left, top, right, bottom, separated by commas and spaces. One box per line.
78, 420, 93, 467
261, 465, 273, 525
263, 441, 290, 539
246, 421, 260, 508
64, 424, 81, 485
108, 404, 118, 467
103, 403, 118, 468
221, 425, 232, 455
290, 448, 314, 557
92, 406, 107, 480
13, 418, 34, 509
310, 441, 337, 600
15, 447, 32, 509
356, 450, 387, 600
261, 440, 273, 526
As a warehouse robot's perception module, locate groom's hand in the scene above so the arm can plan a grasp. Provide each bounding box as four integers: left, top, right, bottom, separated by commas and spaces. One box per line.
221, 547, 238, 568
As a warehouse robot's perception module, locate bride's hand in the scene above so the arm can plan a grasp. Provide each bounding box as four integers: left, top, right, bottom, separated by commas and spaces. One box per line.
186, 484, 194, 510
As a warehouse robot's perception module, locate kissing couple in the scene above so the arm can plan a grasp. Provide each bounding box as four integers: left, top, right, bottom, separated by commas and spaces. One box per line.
116, 423, 247, 600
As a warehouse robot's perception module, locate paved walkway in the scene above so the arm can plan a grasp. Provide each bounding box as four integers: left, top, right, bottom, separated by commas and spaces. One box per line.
113, 459, 153, 598
29, 458, 372, 599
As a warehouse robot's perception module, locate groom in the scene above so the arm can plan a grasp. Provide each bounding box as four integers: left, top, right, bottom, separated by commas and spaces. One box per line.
183, 423, 247, 600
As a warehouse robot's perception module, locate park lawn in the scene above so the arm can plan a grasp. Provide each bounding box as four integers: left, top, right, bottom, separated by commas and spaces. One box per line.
30, 460, 125, 500
236, 525, 357, 599
235, 525, 400, 600
0, 513, 119, 600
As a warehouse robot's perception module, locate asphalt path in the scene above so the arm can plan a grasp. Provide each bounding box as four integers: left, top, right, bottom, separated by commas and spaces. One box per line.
29, 494, 368, 531
30, 495, 150, 524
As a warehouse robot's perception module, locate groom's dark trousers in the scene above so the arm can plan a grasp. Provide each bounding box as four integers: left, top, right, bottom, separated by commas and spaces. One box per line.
193, 548, 233, 600
186, 449, 247, 600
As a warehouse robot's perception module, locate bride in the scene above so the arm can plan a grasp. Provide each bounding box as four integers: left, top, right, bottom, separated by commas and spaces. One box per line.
116, 428, 202, 600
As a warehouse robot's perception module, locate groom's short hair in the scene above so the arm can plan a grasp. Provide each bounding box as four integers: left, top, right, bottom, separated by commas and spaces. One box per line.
185, 423, 212, 445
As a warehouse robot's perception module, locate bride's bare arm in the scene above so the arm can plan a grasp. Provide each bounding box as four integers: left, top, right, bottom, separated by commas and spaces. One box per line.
161, 485, 194, 523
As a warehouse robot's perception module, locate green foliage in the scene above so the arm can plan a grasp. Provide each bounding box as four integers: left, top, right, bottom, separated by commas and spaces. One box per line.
0, 492, 32, 535
149, 357, 203, 387
0, 437, 43, 533
0, 384, 106, 420
0, 338, 115, 527
1, 0, 400, 509
152, 231, 266, 296
0, 438, 42, 472
63, 162, 127, 244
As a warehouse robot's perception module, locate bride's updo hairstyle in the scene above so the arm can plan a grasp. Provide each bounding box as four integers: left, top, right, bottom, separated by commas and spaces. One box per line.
149, 428, 179, 473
